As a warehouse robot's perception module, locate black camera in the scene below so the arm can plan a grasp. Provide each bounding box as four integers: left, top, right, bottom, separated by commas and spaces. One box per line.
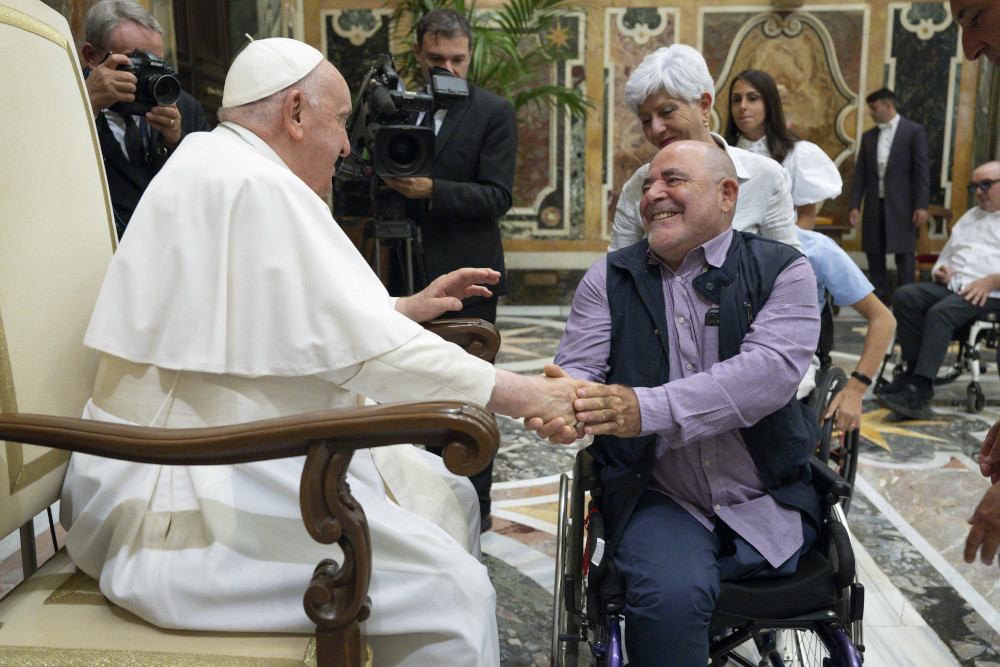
109, 48, 181, 118
335, 55, 468, 193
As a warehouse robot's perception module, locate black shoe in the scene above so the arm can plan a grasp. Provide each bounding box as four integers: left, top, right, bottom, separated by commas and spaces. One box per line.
875, 368, 912, 396
876, 383, 935, 420
480, 515, 493, 533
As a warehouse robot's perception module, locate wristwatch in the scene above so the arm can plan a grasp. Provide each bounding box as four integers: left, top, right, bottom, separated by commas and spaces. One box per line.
850, 371, 873, 386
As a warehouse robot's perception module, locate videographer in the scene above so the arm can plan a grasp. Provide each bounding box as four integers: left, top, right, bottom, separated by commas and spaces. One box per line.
382, 9, 517, 529
383, 9, 517, 326
81, 0, 209, 238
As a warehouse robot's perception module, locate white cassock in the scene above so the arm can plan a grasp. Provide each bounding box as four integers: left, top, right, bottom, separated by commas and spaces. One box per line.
60, 123, 501, 667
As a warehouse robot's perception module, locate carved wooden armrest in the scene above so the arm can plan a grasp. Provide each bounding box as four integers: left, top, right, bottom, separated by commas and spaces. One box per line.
0, 401, 498, 667
423, 318, 500, 362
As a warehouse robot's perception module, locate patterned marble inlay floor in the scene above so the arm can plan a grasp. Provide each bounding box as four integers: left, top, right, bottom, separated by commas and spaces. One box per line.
486, 305, 1000, 666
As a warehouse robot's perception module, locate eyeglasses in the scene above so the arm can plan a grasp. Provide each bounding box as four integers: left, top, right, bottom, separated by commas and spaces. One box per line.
967, 179, 1000, 194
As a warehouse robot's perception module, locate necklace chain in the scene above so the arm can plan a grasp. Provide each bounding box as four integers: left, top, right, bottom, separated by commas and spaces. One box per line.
221, 123, 254, 148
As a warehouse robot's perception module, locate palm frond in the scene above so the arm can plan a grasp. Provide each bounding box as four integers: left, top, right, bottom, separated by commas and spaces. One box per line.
387, 0, 593, 121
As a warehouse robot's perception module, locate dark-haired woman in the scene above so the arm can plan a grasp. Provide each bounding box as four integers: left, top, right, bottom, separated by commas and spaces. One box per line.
726, 69, 841, 230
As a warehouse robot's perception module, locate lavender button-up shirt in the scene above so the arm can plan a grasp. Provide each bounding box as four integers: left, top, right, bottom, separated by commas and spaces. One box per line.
555, 230, 819, 568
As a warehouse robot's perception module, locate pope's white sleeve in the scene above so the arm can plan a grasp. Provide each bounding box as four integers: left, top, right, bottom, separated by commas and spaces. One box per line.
319, 328, 496, 406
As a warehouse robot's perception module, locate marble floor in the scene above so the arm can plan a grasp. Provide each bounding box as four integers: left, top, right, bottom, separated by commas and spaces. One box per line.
2, 305, 999, 665
486, 305, 1000, 667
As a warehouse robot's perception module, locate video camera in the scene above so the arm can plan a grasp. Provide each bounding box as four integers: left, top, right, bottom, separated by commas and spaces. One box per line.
108, 48, 181, 118
334, 54, 470, 295
334, 54, 469, 195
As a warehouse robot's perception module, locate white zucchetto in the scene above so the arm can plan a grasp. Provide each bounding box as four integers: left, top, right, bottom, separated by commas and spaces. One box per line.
222, 37, 325, 107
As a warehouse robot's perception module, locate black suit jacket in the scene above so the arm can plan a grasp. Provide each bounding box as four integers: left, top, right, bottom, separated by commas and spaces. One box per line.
848, 115, 929, 254
394, 83, 517, 300
92, 87, 210, 236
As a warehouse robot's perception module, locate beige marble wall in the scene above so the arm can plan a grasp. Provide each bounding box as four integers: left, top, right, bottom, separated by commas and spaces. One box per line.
299, 0, 979, 257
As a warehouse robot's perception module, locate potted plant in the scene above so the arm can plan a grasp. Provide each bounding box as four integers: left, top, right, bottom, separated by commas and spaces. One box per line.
389, 0, 592, 121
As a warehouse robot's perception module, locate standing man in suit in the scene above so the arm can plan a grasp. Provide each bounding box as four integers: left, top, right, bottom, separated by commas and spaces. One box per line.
81, 0, 209, 238
383, 8, 518, 528
848, 88, 930, 302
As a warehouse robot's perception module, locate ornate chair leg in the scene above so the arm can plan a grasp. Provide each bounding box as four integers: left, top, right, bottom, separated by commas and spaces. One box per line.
301, 444, 373, 667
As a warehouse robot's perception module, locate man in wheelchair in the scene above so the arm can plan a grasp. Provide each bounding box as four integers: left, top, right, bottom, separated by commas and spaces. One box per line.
529, 141, 828, 664
876, 160, 1000, 420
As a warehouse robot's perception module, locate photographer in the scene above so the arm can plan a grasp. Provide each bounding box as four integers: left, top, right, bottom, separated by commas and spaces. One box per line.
81, 0, 209, 238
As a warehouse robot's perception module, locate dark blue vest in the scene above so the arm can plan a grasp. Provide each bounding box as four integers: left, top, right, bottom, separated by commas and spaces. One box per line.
589, 231, 822, 554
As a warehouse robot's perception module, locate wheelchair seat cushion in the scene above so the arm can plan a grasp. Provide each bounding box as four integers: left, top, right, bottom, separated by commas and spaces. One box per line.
711, 548, 838, 624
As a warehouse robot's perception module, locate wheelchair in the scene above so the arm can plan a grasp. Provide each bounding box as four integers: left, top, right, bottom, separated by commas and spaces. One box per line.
551, 451, 864, 667
875, 311, 1000, 413
807, 365, 860, 513
551, 369, 865, 667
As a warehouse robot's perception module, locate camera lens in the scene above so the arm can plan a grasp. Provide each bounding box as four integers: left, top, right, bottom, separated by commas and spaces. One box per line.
149, 73, 181, 106
387, 135, 421, 168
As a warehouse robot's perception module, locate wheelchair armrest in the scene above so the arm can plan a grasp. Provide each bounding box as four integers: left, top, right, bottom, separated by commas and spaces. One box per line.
574, 449, 601, 492
423, 318, 500, 362
810, 456, 852, 506
828, 519, 856, 590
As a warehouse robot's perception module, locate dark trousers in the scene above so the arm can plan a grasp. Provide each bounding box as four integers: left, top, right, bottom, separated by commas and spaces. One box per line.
867, 199, 915, 302
613, 490, 817, 666
427, 296, 498, 520
892, 282, 1000, 381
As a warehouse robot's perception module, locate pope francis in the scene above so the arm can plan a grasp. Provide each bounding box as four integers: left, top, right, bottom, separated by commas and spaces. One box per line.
59, 38, 583, 666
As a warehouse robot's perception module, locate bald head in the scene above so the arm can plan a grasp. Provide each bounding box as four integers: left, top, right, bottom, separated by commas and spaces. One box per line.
639, 140, 740, 268
971, 161, 1000, 213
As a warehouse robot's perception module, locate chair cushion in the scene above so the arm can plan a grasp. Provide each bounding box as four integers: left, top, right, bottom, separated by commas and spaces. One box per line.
711, 548, 839, 625
0, 550, 316, 666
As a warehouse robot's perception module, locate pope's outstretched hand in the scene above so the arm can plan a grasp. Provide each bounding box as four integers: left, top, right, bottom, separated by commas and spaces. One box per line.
395, 268, 501, 322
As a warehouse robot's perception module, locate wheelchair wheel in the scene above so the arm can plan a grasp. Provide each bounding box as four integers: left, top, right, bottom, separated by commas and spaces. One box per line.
552, 472, 584, 667
935, 340, 967, 385
968, 382, 986, 413
776, 627, 863, 667
808, 366, 847, 423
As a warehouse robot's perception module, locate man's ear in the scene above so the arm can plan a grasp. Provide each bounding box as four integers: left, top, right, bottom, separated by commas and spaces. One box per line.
282, 90, 306, 141
719, 177, 739, 212
81, 42, 101, 68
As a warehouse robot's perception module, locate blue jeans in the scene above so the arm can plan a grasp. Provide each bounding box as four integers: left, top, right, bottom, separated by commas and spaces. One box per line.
613, 490, 816, 666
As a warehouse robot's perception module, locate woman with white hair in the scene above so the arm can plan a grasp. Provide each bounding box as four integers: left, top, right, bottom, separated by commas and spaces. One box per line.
608, 45, 800, 251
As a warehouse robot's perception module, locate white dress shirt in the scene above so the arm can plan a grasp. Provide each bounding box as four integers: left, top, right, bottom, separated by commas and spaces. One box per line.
876, 114, 900, 198
736, 135, 842, 206
932, 206, 1000, 298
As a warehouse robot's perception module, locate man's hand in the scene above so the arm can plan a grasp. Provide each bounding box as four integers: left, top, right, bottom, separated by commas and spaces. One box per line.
394, 267, 500, 322
848, 208, 860, 228
977, 418, 1000, 483
958, 275, 998, 307
524, 365, 588, 444
824, 381, 864, 433
932, 264, 953, 285
86, 53, 136, 115
572, 383, 642, 438
146, 104, 182, 149
965, 482, 1000, 564
912, 208, 928, 227
382, 177, 434, 199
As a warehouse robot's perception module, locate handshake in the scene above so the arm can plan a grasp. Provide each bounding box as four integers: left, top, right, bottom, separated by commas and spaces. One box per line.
520, 364, 641, 445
